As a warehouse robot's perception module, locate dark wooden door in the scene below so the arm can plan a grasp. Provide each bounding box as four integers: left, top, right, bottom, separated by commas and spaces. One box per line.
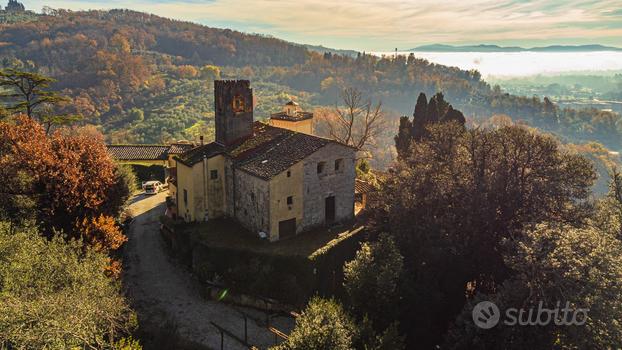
279, 218, 297, 239
325, 196, 336, 224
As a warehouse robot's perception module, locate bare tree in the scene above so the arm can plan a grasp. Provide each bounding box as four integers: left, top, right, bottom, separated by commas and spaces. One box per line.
318, 87, 386, 158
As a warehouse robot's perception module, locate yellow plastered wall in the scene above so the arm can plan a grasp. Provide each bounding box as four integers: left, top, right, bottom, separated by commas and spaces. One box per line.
268, 162, 304, 240
167, 155, 177, 168
269, 118, 314, 135
176, 162, 195, 221
176, 155, 227, 222
168, 181, 177, 199
167, 155, 177, 197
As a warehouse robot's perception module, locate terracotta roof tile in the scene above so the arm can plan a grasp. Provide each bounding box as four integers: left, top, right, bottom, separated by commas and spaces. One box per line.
176, 142, 225, 166
237, 131, 331, 180
355, 179, 375, 194
174, 122, 354, 180
107, 145, 169, 161
168, 143, 196, 154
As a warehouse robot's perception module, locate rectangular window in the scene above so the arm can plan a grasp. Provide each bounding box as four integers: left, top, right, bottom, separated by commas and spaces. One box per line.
287, 170, 291, 177
183, 189, 188, 206
210, 169, 218, 180
317, 161, 326, 174
287, 196, 293, 205
335, 158, 344, 172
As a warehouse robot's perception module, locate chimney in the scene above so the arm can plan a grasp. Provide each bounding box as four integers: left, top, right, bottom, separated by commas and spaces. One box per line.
200, 135, 204, 145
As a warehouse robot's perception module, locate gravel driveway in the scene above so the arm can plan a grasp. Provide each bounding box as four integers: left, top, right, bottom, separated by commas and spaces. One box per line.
123, 192, 293, 350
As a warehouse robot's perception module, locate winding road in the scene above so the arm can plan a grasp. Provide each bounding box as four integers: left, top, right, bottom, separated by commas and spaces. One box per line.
123, 192, 293, 350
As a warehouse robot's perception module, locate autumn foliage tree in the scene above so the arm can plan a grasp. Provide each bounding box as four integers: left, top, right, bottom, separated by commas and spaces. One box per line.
0, 115, 129, 252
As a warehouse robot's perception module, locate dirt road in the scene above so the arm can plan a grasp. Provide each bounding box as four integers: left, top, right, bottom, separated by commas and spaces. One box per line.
123, 192, 293, 350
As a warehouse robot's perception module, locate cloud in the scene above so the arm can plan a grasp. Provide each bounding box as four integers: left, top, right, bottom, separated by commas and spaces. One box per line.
23, 0, 622, 50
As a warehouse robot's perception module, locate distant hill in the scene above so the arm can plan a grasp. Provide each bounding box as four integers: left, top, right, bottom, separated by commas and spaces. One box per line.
411, 44, 622, 52
1, 8, 622, 170
301, 44, 360, 57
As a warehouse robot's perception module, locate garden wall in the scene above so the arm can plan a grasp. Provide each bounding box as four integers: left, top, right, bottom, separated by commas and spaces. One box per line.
160, 220, 369, 308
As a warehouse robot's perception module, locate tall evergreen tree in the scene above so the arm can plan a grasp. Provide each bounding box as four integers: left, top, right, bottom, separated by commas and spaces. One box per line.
442, 106, 466, 125
413, 93, 428, 122
432, 92, 450, 117
395, 116, 413, 159
427, 96, 440, 123
411, 93, 428, 141
397, 92, 466, 158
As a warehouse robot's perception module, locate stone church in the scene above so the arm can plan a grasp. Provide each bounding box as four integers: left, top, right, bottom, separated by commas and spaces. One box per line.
173, 80, 356, 241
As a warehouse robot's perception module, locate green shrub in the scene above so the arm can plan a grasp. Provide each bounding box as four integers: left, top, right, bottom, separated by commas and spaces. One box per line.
0, 224, 136, 349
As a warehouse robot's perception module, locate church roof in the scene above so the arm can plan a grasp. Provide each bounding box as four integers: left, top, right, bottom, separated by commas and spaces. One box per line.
236, 128, 331, 180
175, 122, 352, 180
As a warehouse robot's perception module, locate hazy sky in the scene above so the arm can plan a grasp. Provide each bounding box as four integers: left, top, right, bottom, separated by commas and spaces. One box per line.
23, 0, 622, 51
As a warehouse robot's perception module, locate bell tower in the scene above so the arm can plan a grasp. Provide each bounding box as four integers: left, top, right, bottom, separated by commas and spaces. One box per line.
268, 100, 314, 135
214, 80, 254, 145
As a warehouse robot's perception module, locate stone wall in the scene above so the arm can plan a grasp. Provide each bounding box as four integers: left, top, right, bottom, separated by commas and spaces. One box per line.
233, 168, 271, 235
301, 143, 356, 230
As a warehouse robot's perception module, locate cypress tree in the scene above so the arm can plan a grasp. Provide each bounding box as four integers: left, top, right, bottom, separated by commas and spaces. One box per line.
412, 93, 428, 141
427, 95, 440, 123
395, 116, 413, 159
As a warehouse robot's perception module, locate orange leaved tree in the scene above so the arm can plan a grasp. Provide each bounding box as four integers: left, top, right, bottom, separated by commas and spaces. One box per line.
0, 115, 129, 252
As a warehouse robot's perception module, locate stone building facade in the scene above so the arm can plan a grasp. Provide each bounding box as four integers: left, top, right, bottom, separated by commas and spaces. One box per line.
174, 80, 356, 241
301, 143, 356, 230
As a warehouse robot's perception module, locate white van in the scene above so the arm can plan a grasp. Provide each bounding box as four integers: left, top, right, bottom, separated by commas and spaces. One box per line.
143, 181, 163, 195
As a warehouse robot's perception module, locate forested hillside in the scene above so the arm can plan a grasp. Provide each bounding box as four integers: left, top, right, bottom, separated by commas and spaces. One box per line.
1, 8, 621, 157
